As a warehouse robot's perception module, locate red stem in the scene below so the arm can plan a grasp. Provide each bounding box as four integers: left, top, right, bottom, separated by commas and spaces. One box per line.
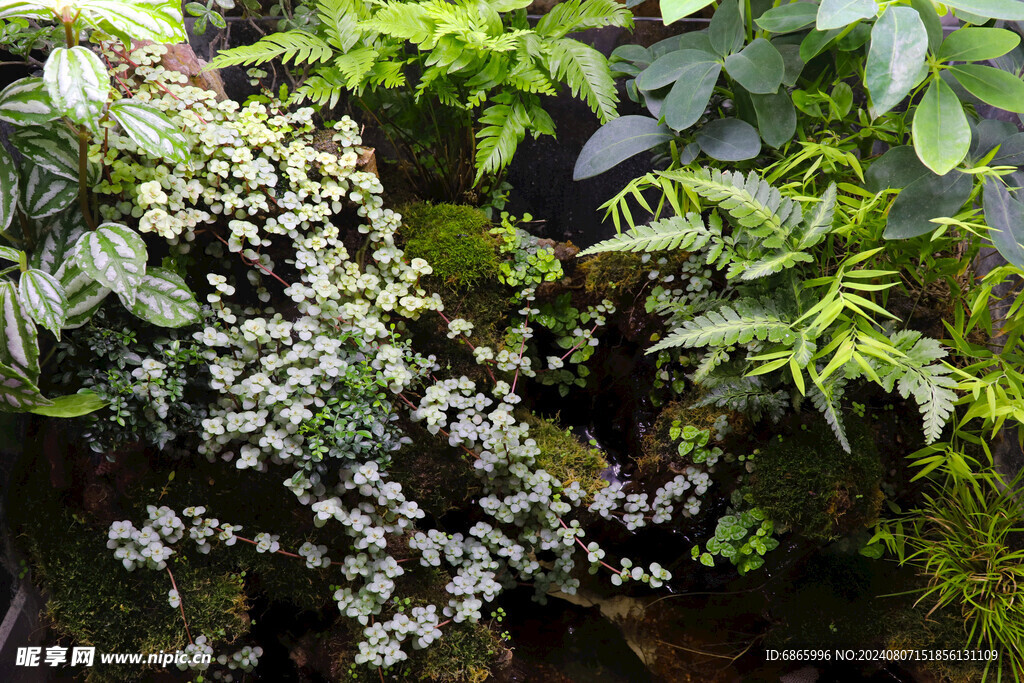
166, 566, 194, 645
557, 517, 619, 574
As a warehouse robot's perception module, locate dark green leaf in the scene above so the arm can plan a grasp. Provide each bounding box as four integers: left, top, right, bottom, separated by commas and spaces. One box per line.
724, 38, 785, 93
983, 176, 1024, 268
990, 132, 1024, 167
864, 146, 929, 192
816, 0, 877, 30
910, 0, 943, 53
948, 64, 1024, 113
969, 119, 1018, 160
751, 90, 796, 148
756, 2, 819, 33
941, 0, 1024, 20
865, 7, 928, 118
696, 118, 761, 161
660, 0, 716, 24
884, 170, 973, 238
774, 42, 806, 86
573, 116, 675, 180
939, 27, 1020, 62
912, 77, 971, 175
663, 60, 723, 130
28, 390, 107, 417
799, 28, 841, 62
710, 0, 745, 57
637, 49, 720, 91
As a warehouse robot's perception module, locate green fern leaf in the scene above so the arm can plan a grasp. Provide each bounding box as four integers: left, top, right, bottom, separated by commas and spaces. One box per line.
475, 96, 529, 178
535, 0, 633, 39
207, 31, 332, 68
661, 167, 803, 247
317, 0, 368, 52
359, 2, 432, 43
730, 250, 814, 280
809, 379, 850, 452
691, 376, 788, 422
577, 213, 715, 256
334, 46, 379, 89
506, 62, 558, 96
795, 182, 837, 250
295, 70, 345, 107
647, 299, 792, 353
546, 38, 618, 123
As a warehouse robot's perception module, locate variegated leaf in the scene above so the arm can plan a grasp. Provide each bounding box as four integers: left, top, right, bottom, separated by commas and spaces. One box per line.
0, 361, 51, 412
19, 162, 77, 219
0, 77, 57, 126
0, 280, 39, 381
30, 209, 87, 274
130, 267, 200, 327
10, 124, 78, 180
19, 268, 68, 338
108, 100, 190, 165
0, 144, 17, 232
0, 246, 21, 263
57, 256, 111, 329
0, 0, 51, 22
78, 0, 187, 44
44, 47, 110, 132
73, 222, 147, 307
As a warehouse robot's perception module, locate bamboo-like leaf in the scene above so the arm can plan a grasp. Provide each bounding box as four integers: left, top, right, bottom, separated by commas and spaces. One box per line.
130, 268, 200, 328
28, 390, 107, 417
18, 268, 67, 338
73, 223, 147, 307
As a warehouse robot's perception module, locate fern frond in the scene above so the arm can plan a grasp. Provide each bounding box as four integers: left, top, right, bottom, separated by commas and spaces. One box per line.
577, 213, 715, 256
693, 347, 731, 383
660, 167, 803, 247
795, 182, 837, 250
691, 376, 788, 422
317, 0, 368, 52
648, 298, 792, 353
359, 2, 432, 43
334, 46, 379, 90
897, 366, 956, 444
506, 62, 558, 96
207, 31, 333, 68
475, 96, 529, 178
809, 378, 850, 453
545, 37, 618, 123
534, 0, 633, 39
728, 250, 813, 281
295, 69, 346, 107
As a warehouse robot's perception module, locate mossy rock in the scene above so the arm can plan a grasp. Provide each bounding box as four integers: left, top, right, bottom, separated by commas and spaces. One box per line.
639, 401, 734, 473
399, 202, 501, 290
522, 413, 608, 498
388, 420, 479, 519
577, 250, 693, 296
748, 417, 884, 541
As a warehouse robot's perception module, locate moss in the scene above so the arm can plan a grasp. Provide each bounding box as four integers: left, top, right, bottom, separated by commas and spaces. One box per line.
418, 622, 507, 682
749, 417, 884, 541
399, 202, 502, 290
577, 250, 693, 296
522, 413, 608, 498
639, 401, 735, 473
388, 420, 479, 519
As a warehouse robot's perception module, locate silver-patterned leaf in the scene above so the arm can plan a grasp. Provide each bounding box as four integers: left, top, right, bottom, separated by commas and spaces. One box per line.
0, 246, 21, 263
10, 124, 79, 180
19, 162, 77, 219
78, 0, 187, 44
30, 209, 88, 274
0, 280, 39, 381
130, 267, 200, 327
73, 222, 147, 307
0, 77, 57, 126
18, 268, 68, 338
0, 0, 51, 21
0, 361, 51, 412
108, 100, 191, 165
56, 255, 111, 329
0, 144, 17, 232
43, 47, 110, 132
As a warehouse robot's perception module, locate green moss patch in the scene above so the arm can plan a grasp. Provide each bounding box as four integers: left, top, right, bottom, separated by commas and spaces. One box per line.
524, 413, 608, 498
399, 203, 501, 290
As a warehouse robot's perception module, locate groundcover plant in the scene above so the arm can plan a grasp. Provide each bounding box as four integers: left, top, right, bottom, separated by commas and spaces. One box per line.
0, 0, 1023, 681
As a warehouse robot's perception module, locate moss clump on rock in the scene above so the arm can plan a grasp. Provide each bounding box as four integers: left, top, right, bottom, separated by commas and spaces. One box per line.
523, 413, 608, 498
399, 203, 501, 290
748, 417, 884, 541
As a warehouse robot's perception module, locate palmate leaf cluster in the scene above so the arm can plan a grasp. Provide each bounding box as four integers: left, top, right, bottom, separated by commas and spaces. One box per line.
582, 168, 957, 450
208, 0, 631, 181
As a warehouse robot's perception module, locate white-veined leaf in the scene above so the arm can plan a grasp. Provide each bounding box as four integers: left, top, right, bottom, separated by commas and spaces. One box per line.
0, 77, 57, 125
73, 222, 147, 306
30, 209, 87, 275
130, 267, 200, 327
18, 268, 67, 338
108, 100, 190, 165
56, 255, 110, 329
0, 361, 51, 412
0, 280, 39, 381
0, 144, 17, 232
0, 0, 51, 22
0, 246, 21, 263
19, 162, 77, 219
43, 46, 110, 131
78, 0, 187, 44
10, 124, 78, 180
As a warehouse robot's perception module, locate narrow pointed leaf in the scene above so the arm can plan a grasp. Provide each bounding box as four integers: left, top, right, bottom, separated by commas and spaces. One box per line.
108, 100, 191, 165
28, 390, 107, 417
18, 268, 67, 338
865, 7, 929, 118
724, 39, 785, 94
0, 281, 39, 381
43, 46, 110, 131
19, 162, 76, 219
0, 77, 57, 125
948, 64, 1024, 113
74, 223, 147, 307
912, 77, 971, 175
574, 116, 674, 180
130, 268, 200, 328
817, 0, 877, 30
0, 145, 17, 232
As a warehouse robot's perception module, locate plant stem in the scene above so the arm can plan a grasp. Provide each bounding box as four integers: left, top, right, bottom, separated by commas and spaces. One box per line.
165, 566, 194, 645
78, 127, 98, 230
